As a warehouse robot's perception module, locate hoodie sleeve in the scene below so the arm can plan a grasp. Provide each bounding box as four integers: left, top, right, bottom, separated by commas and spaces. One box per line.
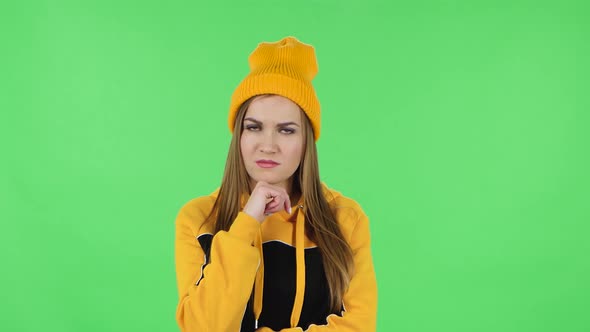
267, 207, 378, 332
175, 202, 262, 332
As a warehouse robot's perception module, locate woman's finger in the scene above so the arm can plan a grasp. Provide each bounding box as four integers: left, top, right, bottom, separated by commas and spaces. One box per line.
266, 201, 280, 211
265, 196, 287, 213
282, 192, 292, 214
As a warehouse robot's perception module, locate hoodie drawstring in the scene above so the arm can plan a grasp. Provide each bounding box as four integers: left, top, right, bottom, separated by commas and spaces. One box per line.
252, 204, 306, 330
253, 226, 264, 329
290, 204, 306, 328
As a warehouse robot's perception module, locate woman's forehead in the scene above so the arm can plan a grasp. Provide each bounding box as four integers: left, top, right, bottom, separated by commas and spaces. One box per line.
245, 96, 302, 123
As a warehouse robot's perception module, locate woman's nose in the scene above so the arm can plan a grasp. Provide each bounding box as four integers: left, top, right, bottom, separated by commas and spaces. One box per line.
258, 132, 278, 153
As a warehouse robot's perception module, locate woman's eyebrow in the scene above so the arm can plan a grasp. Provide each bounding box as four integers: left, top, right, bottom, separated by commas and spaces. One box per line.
244, 117, 261, 125
244, 118, 300, 127
277, 121, 300, 127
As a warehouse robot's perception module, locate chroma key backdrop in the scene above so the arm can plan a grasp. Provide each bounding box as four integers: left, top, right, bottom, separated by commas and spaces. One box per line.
1, 0, 589, 331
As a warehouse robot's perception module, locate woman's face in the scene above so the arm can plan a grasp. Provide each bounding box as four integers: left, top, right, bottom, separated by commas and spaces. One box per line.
240, 95, 304, 192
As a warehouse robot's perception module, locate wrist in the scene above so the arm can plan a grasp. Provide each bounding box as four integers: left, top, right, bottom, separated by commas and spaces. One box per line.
242, 207, 264, 223
228, 212, 261, 243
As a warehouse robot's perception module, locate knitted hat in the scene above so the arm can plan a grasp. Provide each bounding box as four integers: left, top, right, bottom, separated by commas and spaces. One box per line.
228, 36, 321, 141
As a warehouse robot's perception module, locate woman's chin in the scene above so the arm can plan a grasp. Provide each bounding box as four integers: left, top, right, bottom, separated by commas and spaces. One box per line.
251, 175, 287, 186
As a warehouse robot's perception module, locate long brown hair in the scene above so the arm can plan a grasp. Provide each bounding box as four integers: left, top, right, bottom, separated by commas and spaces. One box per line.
205, 94, 354, 312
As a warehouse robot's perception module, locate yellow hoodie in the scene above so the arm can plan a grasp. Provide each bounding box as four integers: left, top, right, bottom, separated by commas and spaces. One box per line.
174, 183, 377, 331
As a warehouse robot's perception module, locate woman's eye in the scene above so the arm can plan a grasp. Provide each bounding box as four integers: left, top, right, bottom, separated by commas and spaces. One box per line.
280, 128, 295, 134
245, 125, 260, 131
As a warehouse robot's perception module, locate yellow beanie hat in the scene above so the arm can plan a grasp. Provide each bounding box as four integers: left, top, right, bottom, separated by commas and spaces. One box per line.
228, 36, 321, 141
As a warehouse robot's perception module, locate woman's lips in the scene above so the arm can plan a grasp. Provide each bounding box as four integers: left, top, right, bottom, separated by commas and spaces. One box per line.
256, 160, 279, 168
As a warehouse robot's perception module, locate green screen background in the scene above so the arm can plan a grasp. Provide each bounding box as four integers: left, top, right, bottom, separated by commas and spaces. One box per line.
1, 0, 589, 331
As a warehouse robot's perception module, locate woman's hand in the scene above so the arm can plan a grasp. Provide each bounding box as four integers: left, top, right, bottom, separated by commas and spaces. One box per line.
243, 181, 292, 223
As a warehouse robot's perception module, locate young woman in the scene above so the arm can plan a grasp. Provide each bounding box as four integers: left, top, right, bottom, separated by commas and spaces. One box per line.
174, 36, 377, 332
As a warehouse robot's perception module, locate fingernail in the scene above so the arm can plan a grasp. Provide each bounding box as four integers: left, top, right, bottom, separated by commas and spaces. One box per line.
288, 207, 292, 214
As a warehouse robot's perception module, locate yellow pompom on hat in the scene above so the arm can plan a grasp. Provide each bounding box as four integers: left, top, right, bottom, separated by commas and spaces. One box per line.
228, 36, 321, 141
